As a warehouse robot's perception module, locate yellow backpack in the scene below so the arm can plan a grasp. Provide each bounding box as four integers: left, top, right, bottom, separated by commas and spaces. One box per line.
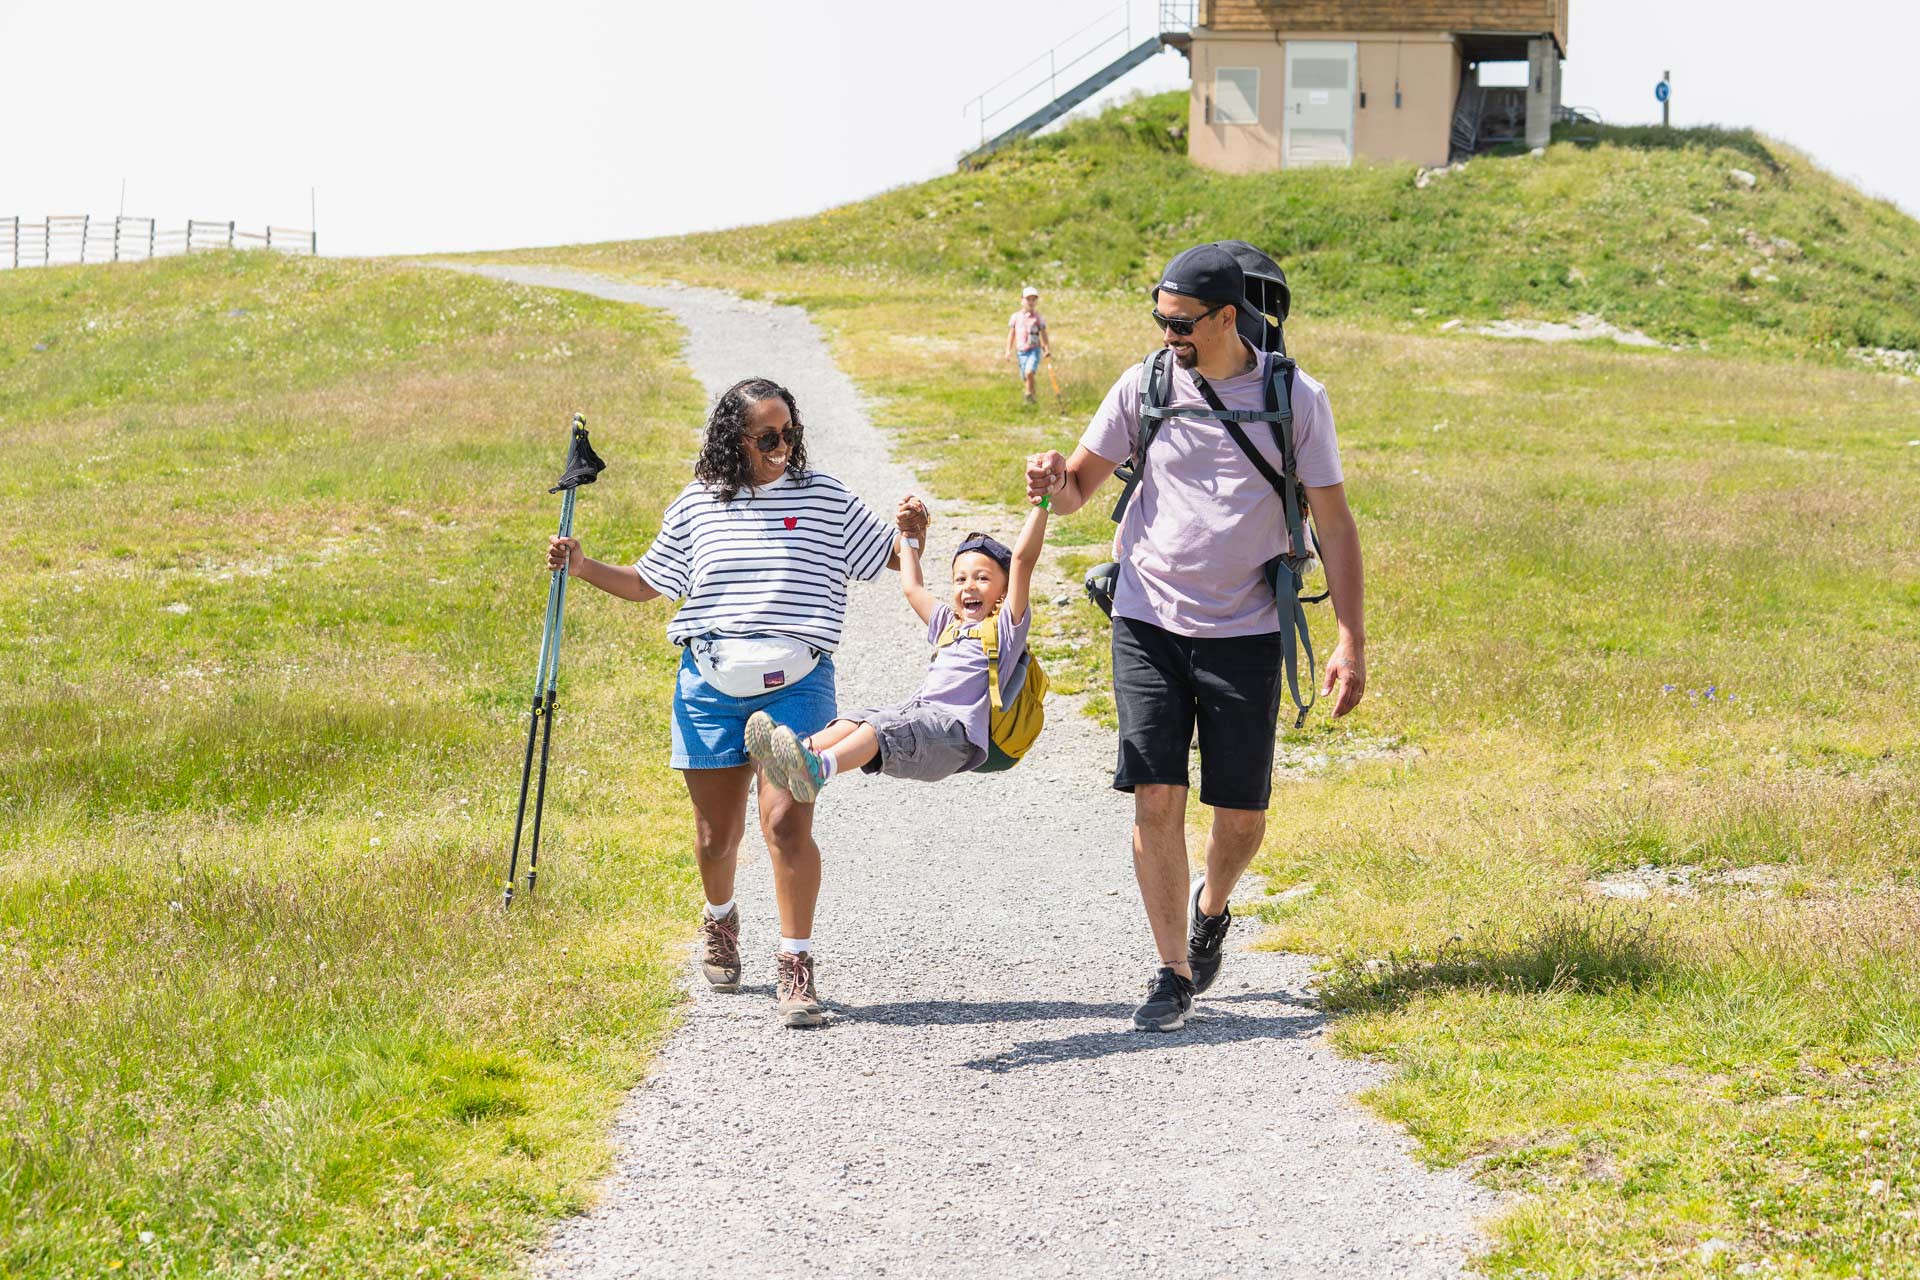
935, 608, 1047, 772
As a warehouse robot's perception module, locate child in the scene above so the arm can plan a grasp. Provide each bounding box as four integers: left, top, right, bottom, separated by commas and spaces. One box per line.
1004, 286, 1051, 405
748, 494, 1049, 802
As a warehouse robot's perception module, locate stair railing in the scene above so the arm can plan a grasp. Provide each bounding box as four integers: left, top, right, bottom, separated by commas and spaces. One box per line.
963, 3, 1135, 147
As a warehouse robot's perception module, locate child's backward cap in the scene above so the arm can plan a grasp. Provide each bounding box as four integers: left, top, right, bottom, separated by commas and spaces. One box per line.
952, 532, 1012, 573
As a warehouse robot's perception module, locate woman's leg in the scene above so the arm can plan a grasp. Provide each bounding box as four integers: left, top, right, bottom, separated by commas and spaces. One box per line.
682, 764, 753, 906
757, 774, 822, 940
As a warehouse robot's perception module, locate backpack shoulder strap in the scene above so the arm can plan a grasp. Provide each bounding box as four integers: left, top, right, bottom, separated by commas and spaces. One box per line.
978, 609, 1004, 714
1265, 357, 1309, 573
1109, 349, 1174, 525
938, 612, 1008, 714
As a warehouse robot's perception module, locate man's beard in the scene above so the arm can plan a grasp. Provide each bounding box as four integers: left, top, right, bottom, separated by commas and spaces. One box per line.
1168, 342, 1198, 368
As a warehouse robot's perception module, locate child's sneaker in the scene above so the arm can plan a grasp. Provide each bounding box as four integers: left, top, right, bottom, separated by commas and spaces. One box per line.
744, 710, 782, 788
770, 725, 828, 803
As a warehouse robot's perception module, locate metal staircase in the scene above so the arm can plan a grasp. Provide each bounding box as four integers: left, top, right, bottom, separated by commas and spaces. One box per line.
961, 3, 1193, 167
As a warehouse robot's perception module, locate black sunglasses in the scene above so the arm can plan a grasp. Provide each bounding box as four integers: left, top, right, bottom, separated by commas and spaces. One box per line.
1151, 303, 1226, 336
748, 426, 801, 452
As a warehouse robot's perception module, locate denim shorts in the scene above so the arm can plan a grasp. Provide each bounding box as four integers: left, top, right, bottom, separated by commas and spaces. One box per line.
670, 647, 838, 770
1017, 347, 1043, 377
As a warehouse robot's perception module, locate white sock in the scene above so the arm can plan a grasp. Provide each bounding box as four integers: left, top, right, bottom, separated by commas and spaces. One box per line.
779, 936, 812, 954
705, 898, 735, 920
817, 750, 839, 781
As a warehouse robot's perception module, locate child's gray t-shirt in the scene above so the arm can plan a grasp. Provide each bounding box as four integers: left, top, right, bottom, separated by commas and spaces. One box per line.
914, 604, 1031, 752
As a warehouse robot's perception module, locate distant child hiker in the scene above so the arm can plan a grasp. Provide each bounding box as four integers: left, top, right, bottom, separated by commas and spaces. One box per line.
1005, 285, 1052, 404
749, 492, 1050, 801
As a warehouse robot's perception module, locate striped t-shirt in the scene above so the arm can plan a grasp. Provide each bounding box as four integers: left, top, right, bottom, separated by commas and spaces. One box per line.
636, 471, 895, 653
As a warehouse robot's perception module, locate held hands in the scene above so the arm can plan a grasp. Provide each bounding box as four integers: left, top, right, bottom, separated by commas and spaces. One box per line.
895, 494, 930, 542
547, 535, 585, 576
1321, 639, 1366, 719
1025, 450, 1066, 506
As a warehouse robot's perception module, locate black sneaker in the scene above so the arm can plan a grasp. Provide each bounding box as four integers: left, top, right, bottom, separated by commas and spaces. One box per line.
1131, 966, 1194, 1032
1187, 878, 1232, 996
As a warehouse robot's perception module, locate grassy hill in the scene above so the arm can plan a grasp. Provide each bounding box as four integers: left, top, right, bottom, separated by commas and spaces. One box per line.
474, 101, 1920, 1279
524, 90, 1920, 364
0, 252, 705, 1277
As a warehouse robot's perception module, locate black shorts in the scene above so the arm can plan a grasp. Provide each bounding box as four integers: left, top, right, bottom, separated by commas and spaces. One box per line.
1111, 615, 1285, 811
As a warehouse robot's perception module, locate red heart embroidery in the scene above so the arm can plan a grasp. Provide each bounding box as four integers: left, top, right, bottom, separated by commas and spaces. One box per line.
783, 517, 798, 530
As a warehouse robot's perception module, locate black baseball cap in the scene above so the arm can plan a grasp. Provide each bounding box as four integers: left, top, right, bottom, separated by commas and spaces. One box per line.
952, 532, 1012, 573
1152, 243, 1246, 307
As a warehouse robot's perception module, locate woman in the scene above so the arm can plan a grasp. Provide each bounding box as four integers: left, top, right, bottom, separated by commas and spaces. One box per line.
547, 376, 913, 1028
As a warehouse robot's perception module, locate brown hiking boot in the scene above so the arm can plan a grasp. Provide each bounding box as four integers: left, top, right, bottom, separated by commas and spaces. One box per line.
699, 909, 741, 992
774, 950, 824, 1028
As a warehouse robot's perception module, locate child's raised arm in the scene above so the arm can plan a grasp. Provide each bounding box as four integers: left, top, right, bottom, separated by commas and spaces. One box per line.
895, 495, 936, 625
1006, 500, 1050, 625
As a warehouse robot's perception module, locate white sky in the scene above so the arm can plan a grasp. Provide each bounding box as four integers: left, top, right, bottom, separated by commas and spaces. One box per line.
3, 0, 1914, 258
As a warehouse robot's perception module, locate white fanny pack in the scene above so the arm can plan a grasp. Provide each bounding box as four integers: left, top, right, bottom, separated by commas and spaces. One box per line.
688, 634, 819, 699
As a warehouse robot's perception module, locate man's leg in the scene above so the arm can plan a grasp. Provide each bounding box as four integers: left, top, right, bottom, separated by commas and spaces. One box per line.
1133, 783, 1193, 979
1185, 630, 1287, 992
1198, 806, 1267, 917
1112, 617, 1201, 1030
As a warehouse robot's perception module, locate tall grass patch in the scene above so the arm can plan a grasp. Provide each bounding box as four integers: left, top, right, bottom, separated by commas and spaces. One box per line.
2, 253, 705, 1276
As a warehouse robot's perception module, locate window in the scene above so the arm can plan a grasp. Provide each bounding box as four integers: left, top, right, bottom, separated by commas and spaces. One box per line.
1213, 68, 1259, 124
1289, 58, 1350, 91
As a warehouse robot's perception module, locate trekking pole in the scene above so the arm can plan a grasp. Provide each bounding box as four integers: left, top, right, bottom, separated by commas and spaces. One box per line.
504, 413, 606, 909
1044, 353, 1062, 401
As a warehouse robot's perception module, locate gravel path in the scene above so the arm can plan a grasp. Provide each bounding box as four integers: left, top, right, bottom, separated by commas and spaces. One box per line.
435, 262, 1496, 1279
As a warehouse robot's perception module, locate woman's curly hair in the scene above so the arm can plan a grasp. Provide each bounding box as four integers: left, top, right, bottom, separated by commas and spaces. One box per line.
695, 377, 810, 502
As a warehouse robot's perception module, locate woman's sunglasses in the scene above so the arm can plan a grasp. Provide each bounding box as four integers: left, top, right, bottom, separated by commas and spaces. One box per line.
748, 427, 801, 452
1151, 303, 1225, 337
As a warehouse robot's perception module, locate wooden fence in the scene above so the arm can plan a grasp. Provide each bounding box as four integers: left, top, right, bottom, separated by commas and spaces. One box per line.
0, 216, 317, 270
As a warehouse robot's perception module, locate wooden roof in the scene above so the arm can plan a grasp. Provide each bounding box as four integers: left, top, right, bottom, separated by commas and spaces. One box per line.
1199, 1, 1567, 53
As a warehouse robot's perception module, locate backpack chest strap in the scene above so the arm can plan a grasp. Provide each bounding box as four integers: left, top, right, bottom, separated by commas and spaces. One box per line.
936, 612, 1005, 713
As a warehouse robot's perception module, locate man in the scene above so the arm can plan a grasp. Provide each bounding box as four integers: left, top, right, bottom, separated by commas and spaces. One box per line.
1024, 243, 1366, 1032
1004, 285, 1052, 404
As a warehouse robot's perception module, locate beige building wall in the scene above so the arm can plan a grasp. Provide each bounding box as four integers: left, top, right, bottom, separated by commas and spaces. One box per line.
1354, 35, 1458, 167
1188, 30, 1459, 173
1188, 35, 1288, 173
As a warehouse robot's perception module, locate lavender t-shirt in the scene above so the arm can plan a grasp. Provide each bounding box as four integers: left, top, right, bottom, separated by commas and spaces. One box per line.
1080, 345, 1343, 638
915, 603, 1032, 753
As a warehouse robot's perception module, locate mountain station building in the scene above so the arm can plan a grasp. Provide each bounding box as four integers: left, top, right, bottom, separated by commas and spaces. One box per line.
1179, 1, 1569, 172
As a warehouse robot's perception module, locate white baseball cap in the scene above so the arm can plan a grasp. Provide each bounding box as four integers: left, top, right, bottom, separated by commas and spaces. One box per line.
1021, 285, 1040, 297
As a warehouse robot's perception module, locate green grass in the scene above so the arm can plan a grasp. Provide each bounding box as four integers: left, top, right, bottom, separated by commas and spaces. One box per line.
478, 91, 1920, 364
468, 96, 1920, 1275
1, 251, 705, 1277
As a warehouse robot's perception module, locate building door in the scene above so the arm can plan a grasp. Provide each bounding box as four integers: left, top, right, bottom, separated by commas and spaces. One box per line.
1283, 41, 1357, 167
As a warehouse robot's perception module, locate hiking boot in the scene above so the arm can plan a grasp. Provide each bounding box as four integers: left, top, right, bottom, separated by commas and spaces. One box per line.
1187, 877, 1232, 996
769, 725, 828, 804
775, 950, 825, 1028
1131, 965, 1194, 1032
699, 908, 741, 993
744, 710, 782, 788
